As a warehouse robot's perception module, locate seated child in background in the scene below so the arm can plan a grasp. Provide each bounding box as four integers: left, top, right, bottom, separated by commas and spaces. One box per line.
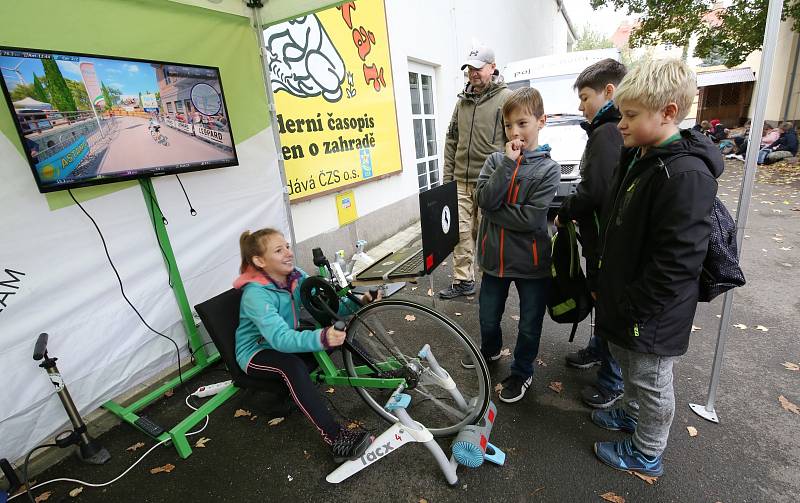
472, 87, 561, 404
234, 228, 378, 463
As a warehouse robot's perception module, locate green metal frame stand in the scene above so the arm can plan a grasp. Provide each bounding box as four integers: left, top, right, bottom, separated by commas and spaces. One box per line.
102, 178, 226, 459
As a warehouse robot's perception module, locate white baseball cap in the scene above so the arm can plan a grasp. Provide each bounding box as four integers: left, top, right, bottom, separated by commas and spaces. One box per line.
461, 46, 495, 70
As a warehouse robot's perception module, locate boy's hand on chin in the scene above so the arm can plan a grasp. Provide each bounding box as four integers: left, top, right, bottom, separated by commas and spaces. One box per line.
505, 139, 525, 161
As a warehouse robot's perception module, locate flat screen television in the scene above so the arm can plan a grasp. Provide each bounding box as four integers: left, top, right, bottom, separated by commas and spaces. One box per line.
0, 46, 238, 193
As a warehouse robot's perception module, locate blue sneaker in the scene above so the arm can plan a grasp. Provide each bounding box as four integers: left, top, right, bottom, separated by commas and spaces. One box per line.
591, 408, 637, 433
594, 437, 664, 477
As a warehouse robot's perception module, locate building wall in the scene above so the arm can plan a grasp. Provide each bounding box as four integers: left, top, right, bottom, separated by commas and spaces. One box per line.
292, 0, 571, 263
745, 20, 800, 124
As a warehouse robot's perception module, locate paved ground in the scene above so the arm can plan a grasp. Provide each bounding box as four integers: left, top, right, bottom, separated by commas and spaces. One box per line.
10, 160, 799, 503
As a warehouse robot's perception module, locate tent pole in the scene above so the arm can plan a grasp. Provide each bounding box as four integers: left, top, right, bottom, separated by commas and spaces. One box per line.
248, 3, 298, 249
689, 0, 783, 423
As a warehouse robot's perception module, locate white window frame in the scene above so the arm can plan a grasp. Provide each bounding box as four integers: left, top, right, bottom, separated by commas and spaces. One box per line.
408, 61, 441, 192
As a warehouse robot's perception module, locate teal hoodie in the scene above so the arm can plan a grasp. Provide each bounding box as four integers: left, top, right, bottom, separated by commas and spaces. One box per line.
233, 266, 355, 371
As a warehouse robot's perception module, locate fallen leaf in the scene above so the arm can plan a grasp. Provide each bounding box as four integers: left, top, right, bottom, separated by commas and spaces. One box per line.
715, 314, 721, 318
287, 475, 293, 481
149, 463, 175, 474
630, 470, 659, 484
427, 288, 433, 297
126, 441, 146, 452
163, 389, 174, 398
499, 348, 512, 358
511, 315, 520, 321
548, 381, 563, 393
34, 491, 53, 502
535, 357, 548, 367
782, 362, 800, 371
419, 499, 429, 503
251, 415, 258, 421
600, 491, 625, 503
345, 420, 365, 430
779, 247, 792, 251
530, 486, 545, 496
68, 487, 84, 497
268, 417, 285, 426
772, 237, 784, 242
779, 395, 799, 415
304, 450, 312, 460
781, 263, 793, 268
234, 409, 252, 418
455, 312, 462, 316
687, 426, 698, 437
691, 325, 702, 332
194, 437, 210, 448
494, 383, 503, 393
326, 387, 335, 394
732, 323, 747, 330
755, 325, 769, 332
466, 296, 475, 300
411, 287, 418, 291
405, 314, 416, 321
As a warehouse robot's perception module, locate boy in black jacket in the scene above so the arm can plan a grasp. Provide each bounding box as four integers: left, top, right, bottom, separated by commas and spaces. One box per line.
556, 59, 627, 410
591, 59, 721, 477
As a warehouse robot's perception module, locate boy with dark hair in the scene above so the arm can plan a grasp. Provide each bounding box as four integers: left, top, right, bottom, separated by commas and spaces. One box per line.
591, 58, 721, 477
470, 87, 560, 403
556, 58, 627, 410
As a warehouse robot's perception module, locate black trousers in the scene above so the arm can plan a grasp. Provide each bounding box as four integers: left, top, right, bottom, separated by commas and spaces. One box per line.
245, 349, 341, 445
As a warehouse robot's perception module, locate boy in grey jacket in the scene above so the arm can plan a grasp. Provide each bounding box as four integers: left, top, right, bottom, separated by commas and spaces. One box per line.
472, 87, 561, 403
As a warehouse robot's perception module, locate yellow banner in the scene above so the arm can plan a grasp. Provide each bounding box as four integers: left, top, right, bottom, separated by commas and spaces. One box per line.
266, 0, 402, 201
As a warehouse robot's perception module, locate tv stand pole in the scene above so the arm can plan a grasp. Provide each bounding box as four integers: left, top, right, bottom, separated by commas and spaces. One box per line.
102, 178, 226, 459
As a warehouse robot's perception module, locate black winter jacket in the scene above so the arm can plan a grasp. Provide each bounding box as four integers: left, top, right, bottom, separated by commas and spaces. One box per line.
768, 127, 798, 155
557, 105, 623, 289
595, 130, 722, 356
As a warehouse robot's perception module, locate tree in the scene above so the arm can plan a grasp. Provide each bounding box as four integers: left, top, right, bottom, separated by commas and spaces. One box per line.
41, 58, 76, 112
100, 81, 113, 111
107, 86, 122, 106
574, 25, 615, 51
9, 83, 35, 101
32, 75, 48, 103
590, 0, 800, 67
65, 79, 90, 110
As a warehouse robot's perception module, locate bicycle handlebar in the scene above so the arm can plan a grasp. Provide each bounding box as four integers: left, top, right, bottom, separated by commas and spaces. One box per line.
33, 332, 49, 361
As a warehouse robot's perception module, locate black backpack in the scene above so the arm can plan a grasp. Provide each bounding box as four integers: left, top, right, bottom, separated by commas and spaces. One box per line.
699, 196, 746, 301
661, 154, 746, 302
547, 222, 593, 341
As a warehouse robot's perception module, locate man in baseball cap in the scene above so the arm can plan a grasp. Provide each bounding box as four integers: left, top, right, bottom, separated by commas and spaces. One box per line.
440, 46, 510, 299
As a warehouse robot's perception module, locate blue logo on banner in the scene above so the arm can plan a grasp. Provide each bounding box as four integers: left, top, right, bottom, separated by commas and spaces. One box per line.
35, 136, 90, 182
359, 148, 373, 179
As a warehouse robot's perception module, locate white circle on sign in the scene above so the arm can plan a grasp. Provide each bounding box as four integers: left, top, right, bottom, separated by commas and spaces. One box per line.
441, 206, 451, 234
190, 83, 222, 116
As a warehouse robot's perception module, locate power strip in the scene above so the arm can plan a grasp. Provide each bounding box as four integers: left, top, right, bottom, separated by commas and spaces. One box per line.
192, 380, 233, 398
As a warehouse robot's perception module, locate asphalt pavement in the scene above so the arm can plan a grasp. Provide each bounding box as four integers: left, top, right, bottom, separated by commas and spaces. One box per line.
10, 159, 799, 503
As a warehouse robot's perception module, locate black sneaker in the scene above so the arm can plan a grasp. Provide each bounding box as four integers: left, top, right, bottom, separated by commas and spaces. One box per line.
581, 385, 624, 409
498, 374, 532, 403
565, 348, 601, 369
331, 427, 373, 463
438, 281, 476, 299
460, 352, 501, 369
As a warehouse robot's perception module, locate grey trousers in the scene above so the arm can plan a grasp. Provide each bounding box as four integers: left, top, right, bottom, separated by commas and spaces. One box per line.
609, 342, 677, 458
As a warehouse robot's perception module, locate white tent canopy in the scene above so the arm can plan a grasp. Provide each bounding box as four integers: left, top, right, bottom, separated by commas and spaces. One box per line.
12, 97, 52, 109
167, 0, 346, 25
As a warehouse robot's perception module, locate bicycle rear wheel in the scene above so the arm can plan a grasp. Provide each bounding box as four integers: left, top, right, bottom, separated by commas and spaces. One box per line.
343, 299, 490, 437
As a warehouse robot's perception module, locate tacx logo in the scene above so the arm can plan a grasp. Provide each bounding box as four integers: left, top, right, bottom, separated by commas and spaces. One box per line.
360, 442, 395, 465
469, 50, 479, 57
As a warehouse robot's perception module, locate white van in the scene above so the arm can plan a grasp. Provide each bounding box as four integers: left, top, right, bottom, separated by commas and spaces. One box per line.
501, 48, 621, 208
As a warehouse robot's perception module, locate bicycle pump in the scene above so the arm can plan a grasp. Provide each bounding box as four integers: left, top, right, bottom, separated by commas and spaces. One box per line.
32, 333, 111, 465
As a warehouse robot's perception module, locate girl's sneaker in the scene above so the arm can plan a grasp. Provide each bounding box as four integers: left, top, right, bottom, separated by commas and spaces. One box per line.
594, 437, 664, 477
331, 427, 373, 463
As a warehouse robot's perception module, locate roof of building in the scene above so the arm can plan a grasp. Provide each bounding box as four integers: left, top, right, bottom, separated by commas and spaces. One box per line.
697, 67, 755, 87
